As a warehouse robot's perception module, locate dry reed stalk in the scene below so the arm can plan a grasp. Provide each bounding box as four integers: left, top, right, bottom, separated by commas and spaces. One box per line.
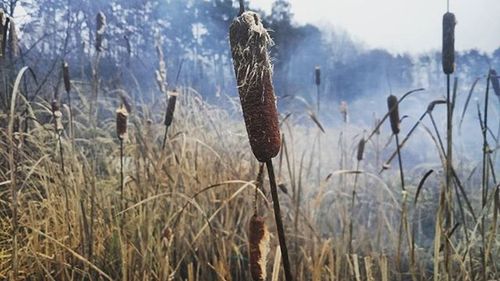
95, 12, 106, 52
162, 90, 178, 149
387, 94, 408, 278
62, 61, 74, 148
116, 104, 129, 206
249, 214, 270, 281
443, 11, 456, 275
230, 10, 292, 281
442, 12, 456, 74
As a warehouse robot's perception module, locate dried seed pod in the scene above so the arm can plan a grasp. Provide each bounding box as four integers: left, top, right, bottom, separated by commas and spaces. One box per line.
490, 69, 500, 97
249, 214, 270, 281
442, 12, 456, 74
356, 137, 365, 161
95, 12, 106, 52
230, 11, 281, 162
116, 105, 129, 140
51, 99, 63, 132
315, 66, 321, 86
164, 90, 178, 127
387, 95, 400, 135
63, 61, 71, 93
8, 19, 18, 58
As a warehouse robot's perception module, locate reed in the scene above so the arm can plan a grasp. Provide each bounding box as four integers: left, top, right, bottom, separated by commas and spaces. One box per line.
162, 90, 178, 150
229, 9, 292, 281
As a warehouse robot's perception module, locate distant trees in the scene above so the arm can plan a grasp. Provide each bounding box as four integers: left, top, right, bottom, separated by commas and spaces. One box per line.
6, 0, 500, 104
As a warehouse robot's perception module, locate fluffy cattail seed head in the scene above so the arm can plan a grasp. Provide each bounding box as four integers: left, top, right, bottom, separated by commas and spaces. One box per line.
164, 90, 178, 127
387, 95, 400, 135
248, 214, 270, 281
63, 61, 71, 93
96, 12, 106, 52
442, 12, 456, 74
315, 66, 321, 86
229, 11, 281, 162
357, 137, 365, 161
116, 105, 129, 140
490, 69, 500, 98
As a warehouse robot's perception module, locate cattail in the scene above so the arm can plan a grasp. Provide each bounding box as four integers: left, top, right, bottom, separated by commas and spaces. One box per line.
63, 61, 71, 93
51, 99, 63, 132
340, 101, 348, 123
8, 19, 18, 58
490, 69, 500, 97
164, 90, 178, 127
116, 105, 129, 140
95, 12, 106, 52
442, 12, 456, 74
387, 95, 400, 135
229, 11, 281, 162
356, 137, 365, 161
315, 66, 321, 86
249, 214, 270, 281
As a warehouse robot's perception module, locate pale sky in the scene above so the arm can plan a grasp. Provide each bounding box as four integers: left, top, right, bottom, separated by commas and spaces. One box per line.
250, 0, 500, 54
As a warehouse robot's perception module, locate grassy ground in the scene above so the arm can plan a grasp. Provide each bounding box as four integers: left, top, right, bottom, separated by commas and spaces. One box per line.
0, 77, 498, 280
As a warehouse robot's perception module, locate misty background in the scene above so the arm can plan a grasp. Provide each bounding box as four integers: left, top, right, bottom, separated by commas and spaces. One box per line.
9, 0, 500, 166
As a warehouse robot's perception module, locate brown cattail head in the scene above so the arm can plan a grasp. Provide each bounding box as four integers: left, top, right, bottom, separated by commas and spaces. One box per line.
387, 95, 400, 135
8, 19, 18, 58
357, 137, 365, 161
95, 12, 106, 52
490, 69, 500, 98
164, 90, 178, 127
63, 61, 71, 93
339, 101, 348, 123
229, 11, 281, 162
442, 12, 456, 74
116, 105, 129, 140
248, 214, 270, 281
315, 66, 321, 86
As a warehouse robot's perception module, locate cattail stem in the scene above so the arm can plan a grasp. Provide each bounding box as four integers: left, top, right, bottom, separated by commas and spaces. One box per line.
120, 139, 124, 207
162, 126, 169, 150
266, 160, 293, 281
480, 73, 491, 281
58, 131, 65, 174
444, 74, 453, 279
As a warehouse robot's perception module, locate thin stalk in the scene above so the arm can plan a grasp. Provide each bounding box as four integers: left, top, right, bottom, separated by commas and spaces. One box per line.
66, 90, 74, 151
444, 74, 453, 280
120, 139, 124, 209
162, 125, 169, 150
349, 160, 361, 254
480, 74, 491, 281
266, 160, 293, 281
395, 133, 406, 277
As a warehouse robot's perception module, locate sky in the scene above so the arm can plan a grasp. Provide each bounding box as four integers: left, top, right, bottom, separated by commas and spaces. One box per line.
250, 0, 500, 54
